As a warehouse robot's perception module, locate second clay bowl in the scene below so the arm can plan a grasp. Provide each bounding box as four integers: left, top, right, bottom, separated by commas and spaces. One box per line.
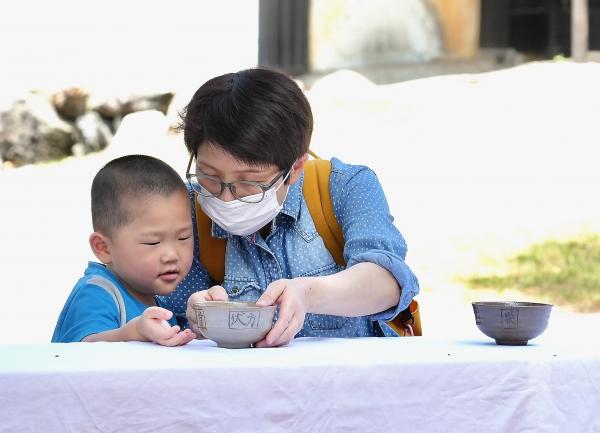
472, 301, 553, 345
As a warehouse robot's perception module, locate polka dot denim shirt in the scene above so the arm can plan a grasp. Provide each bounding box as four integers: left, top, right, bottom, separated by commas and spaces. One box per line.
161, 158, 420, 337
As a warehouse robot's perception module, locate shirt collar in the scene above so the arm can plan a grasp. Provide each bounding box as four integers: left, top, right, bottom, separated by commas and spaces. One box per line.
278, 174, 302, 222
211, 221, 229, 239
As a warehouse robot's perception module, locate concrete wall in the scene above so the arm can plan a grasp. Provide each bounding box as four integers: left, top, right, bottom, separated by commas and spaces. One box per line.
429, 0, 481, 58
308, 0, 481, 72
309, 0, 443, 71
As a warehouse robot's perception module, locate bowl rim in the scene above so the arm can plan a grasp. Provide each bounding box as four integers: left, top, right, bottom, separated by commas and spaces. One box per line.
472, 301, 553, 308
191, 300, 276, 310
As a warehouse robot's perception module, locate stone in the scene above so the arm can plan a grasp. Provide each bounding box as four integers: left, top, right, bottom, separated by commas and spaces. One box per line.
74, 111, 113, 154
0, 94, 78, 167
51, 87, 89, 120
91, 92, 175, 118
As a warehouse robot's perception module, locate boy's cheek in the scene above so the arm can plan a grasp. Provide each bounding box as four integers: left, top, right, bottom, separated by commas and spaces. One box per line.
184, 243, 194, 266
184, 254, 194, 274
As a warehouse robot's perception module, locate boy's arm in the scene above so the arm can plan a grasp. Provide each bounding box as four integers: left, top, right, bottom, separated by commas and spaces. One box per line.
54, 284, 195, 345
83, 306, 196, 346
53, 284, 126, 343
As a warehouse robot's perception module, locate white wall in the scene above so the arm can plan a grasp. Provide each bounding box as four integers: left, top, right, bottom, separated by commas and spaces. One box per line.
309, 0, 442, 72
1, 0, 258, 96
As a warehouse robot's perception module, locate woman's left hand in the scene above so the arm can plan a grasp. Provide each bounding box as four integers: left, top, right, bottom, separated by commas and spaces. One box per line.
254, 277, 313, 347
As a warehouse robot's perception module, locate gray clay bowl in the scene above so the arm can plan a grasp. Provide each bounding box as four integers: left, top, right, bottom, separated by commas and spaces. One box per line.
189, 301, 276, 349
472, 301, 553, 345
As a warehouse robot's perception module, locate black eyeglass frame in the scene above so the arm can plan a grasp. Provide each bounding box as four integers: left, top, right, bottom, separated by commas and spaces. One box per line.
185, 154, 290, 203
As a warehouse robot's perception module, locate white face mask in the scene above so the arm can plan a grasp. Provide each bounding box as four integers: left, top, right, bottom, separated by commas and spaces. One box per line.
198, 171, 291, 236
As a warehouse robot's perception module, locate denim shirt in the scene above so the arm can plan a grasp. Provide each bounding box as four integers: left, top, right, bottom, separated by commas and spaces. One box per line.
160, 158, 419, 337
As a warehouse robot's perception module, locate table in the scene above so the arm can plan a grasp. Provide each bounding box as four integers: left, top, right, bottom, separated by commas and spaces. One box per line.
1, 335, 599, 433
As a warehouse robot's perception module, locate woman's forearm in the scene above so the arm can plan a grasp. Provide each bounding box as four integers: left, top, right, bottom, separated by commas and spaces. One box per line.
308, 262, 400, 317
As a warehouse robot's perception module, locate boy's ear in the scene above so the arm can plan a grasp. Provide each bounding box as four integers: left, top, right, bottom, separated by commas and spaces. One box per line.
289, 153, 308, 185
89, 232, 112, 264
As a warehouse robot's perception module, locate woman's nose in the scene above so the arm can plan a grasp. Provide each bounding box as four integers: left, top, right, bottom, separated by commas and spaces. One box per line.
219, 185, 237, 202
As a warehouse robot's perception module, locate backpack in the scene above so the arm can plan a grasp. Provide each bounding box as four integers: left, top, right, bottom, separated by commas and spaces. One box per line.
87, 276, 127, 327
194, 157, 422, 337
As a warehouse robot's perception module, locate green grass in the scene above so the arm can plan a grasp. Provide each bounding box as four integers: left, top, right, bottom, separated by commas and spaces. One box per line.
465, 234, 600, 312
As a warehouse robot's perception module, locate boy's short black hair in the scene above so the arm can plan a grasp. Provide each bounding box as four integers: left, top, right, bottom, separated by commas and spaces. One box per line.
179, 67, 313, 170
91, 154, 187, 235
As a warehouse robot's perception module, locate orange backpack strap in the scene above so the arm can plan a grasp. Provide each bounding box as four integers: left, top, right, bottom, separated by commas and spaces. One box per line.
386, 300, 422, 336
195, 199, 226, 283
195, 160, 344, 281
303, 157, 422, 337
302, 159, 345, 266
195, 157, 422, 336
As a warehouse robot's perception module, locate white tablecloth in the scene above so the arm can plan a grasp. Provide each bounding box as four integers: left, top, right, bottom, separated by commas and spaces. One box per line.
1, 335, 599, 433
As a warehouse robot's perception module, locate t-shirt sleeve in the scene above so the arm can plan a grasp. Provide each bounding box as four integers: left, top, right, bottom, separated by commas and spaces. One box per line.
52, 284, 121, 343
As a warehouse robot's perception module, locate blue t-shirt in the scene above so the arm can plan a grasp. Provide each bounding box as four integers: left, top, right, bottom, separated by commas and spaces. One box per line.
161, 158, 420, 338
52, 262, 177, 343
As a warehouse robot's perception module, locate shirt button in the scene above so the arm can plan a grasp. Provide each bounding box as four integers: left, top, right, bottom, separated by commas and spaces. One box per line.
231, 287, 240, 294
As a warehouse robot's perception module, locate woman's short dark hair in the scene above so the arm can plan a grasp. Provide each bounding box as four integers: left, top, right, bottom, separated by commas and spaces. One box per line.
179, 67, 313, 169
91, 154, 187, 235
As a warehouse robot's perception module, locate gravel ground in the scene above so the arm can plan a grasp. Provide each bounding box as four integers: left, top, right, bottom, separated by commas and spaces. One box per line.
2, 60, 599, 344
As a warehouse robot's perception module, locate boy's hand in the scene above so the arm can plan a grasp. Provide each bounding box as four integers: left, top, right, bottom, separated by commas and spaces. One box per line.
186, 286, 229, 337
138, 306, 196, 346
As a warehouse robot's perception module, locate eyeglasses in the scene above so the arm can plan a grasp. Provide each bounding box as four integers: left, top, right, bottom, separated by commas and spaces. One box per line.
185, 155, 289, 203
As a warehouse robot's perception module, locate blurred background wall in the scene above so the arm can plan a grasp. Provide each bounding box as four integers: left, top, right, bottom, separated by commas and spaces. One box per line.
2, 0, 598, 168
259, 0, 600, 78
1, 0, 259, 96
4, 0, 598, 95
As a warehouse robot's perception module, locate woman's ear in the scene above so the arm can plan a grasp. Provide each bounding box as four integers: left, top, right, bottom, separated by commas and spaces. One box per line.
89, 232, 112, 264
288, 153, 309, 185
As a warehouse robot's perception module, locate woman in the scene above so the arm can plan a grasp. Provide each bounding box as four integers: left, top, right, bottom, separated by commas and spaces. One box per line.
162, 67, 419, 347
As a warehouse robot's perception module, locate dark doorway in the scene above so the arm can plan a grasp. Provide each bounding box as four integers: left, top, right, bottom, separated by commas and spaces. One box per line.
258, 0, 310, 75
480, 0, 600, 57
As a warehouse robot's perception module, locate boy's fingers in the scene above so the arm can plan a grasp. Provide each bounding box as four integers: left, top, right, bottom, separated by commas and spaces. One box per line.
145, 306, 173, 320
161, 329, 195, 347
177, 329, 197, 346
167, 324, 181, 333
184, 329, 197, 340
153, 324, 180, 342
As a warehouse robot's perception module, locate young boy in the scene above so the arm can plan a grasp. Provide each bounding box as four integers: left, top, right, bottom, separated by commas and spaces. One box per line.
52, 155, 196, 345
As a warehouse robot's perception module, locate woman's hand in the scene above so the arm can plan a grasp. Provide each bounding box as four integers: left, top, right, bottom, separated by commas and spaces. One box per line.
185, 285, 229, 337
254, 278, 313, 347
137, 306, 196, 346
